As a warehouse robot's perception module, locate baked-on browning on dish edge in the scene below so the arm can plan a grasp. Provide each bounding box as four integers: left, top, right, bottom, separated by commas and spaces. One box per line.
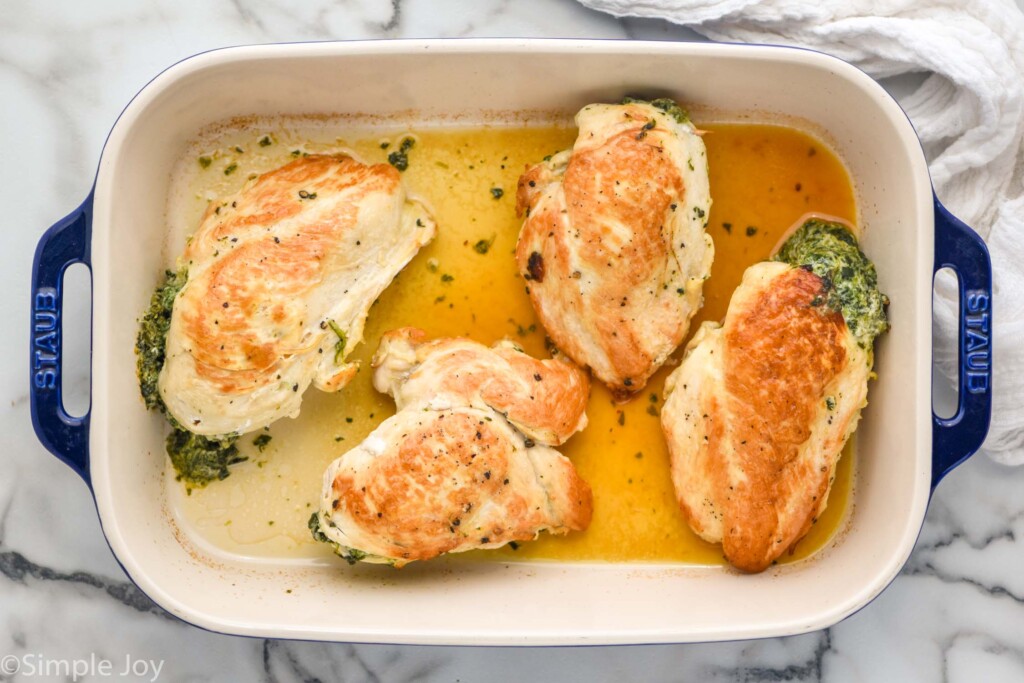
312, 328, 593, 566
661, 219, 888, 572
515, 98, 713, 399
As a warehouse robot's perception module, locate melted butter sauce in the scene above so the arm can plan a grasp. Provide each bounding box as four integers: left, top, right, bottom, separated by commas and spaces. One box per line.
168, 120, 857, 566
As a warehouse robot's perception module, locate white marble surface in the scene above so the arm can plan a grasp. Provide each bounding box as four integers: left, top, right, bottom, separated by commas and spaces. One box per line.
4, 1, 1024, 681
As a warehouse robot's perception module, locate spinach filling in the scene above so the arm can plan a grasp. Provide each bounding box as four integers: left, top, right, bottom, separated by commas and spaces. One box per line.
136, 269, 187, 411
621, 96, 690, 124
308, 512, 368, 565
774, 218, 890, 349
135, 269, 243, 488
165, 429, 244, 486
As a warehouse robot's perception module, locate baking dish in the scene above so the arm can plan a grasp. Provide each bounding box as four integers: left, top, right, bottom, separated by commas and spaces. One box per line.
29, 39, 992, 645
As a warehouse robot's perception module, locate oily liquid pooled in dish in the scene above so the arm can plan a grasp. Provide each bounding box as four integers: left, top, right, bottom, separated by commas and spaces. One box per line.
170, 121, 856, 565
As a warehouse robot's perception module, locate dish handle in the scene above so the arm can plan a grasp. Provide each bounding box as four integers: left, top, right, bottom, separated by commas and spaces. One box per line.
931, 197, 992, 488
30, 194, 93, 486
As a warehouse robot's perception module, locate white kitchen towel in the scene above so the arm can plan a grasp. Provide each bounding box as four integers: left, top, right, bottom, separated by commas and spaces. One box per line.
579, 0, 1024, 465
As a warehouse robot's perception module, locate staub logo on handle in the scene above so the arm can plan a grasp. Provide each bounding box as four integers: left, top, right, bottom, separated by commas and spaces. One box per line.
964, 289, 990, 395
33, 287, 59, 390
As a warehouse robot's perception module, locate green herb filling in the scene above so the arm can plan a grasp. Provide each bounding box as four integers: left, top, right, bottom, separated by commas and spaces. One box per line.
621, 97, 690, 125
136, 269, 187, 411
136, 269, 243, 487
774, 218, 890, 349
166, 430, 244, 485
308, 512, 371, 565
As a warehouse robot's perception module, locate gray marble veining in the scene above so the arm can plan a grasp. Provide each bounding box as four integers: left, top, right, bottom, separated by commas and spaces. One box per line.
3, 1, 1024, 681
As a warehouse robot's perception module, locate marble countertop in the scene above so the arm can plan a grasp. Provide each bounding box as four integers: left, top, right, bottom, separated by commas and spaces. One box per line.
4, 1, 1024, 681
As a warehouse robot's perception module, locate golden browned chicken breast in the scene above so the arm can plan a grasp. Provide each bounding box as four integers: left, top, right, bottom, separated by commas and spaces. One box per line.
516, 98, 713, 399
661, 219, 888, 572
311, 328, 592, 566
159, 154, 435, 437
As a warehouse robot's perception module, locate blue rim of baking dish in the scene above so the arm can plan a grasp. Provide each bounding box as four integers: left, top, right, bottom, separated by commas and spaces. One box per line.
26, 38, 993, 644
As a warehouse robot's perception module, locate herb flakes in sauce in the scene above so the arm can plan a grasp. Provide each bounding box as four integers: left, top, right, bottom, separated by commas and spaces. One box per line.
473, 235, 496, 255
387, 137, 415, 172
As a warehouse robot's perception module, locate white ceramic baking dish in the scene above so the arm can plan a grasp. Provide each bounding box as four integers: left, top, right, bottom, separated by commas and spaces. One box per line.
30, 39, 992, 645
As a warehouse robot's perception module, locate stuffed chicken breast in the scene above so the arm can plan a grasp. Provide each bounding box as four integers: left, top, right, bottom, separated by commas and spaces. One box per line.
515, 98, 713, 399
157, 154, 435, 438
312, 328, 592, 566
661, 219, 888, 572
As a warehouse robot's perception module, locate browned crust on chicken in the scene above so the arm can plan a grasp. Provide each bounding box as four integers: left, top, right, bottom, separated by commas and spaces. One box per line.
515, 102, 712, 399
161, 151, 436, 437
319, 328, 593, 565
377, 327, 591, 446
328, 409, 592, 564
715, 268, 847, 571
663, 264, 867, 573
519, 133, 682, 387
179, 155, 396, 393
